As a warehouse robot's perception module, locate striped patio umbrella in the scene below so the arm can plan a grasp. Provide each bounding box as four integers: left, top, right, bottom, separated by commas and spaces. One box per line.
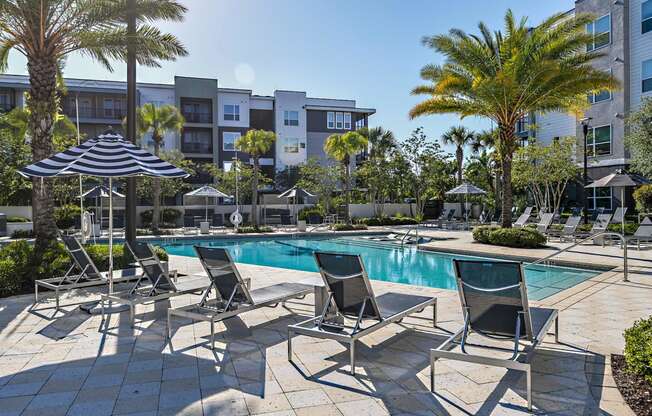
19, 131, 189, 294
184, 185, 231, 221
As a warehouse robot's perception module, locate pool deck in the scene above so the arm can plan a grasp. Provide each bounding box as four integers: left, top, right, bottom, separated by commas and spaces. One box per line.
0, 230, 650, 415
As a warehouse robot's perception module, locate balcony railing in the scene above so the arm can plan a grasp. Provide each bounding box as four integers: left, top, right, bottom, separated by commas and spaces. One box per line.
61, 105, 126, 120
181, 143, 212, 153
182, 112, 212, 123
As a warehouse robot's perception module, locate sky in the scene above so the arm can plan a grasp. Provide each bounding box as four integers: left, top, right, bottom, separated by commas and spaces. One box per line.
4, 0, 573, 151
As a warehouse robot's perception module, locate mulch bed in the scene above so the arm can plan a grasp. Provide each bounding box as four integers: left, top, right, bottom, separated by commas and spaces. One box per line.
611, 354, 652, 416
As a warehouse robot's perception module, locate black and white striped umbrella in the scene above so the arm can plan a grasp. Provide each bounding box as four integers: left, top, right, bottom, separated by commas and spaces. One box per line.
19, 132, 189, 179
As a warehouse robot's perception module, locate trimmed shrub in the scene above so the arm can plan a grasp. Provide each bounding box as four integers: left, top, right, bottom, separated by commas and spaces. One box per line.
236, 226, 273, 234
473, 225, 546, 248
359, 216, 419, 226
634, 185, 652, 213
6, 216, 30, 223
298, 207, 324, 221
54, 204, 81, 229
140, 208, 182, 227
331, 223, 368, 231
624, 315, 652, 384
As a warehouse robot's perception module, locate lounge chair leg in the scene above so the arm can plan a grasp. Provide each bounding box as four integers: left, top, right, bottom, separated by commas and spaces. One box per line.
100, 298, 105, 322
554, 316, 559, 343
433, 300, 437, 327
430, 350, 436, 392
526, 366, 532, 411
55, 290, 60, 311
129, 304, 135, 328
210, 320, 215, 350
350, 340, 356, 375
287, 329, 293, 362
34, 283, 38, 304
167, 310, 172, 340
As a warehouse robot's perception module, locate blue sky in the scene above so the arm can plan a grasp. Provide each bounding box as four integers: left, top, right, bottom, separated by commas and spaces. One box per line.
4, 0, 572, 148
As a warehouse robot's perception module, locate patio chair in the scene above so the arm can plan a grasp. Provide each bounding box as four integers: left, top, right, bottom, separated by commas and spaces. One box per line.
576, 213, 612, 245
34, 233, 143, 310
535, 212, 554, 234
100, 242, 208, 327
430, 259, 559, 411
210, 213, 226, 234
277, 214, 295, 231
288, 252, 437, 375
421, 208, 452, 228
167, 246, 312, 348
513, 212, 531, 228
628, 217, 652, 250
546, 215, 581, 242
183, 216, 199, 235
591, 207, 606, 222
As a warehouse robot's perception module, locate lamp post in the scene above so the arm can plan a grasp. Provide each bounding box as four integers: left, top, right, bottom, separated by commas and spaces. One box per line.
125, 0, 137, 244
580, 117, 592, 225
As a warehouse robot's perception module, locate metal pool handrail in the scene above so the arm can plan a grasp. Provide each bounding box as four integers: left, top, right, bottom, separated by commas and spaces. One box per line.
400, 225, 419, 246
527, 231, 628, 282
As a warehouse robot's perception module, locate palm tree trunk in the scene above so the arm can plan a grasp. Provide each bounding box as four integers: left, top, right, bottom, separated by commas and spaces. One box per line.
252, 158, 259, 227
498, 126, 516, 228
456, 147, 463, 185
27, 55, 58, 251
152, 139, 161, 231
344, 159, 351, 225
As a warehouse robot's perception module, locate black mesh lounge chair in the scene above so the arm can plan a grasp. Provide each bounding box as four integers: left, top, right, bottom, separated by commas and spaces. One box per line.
546, 215, 581, 242
628, 217, 652, 250
210, 213, 226, 234
167, 247, 312, 348
183, 216, 198, 235
430, 260, 559, 411
100, 242, 208, 326
535, 213, 554, 234
34, 234, 144, 310
288, 252, 437, 375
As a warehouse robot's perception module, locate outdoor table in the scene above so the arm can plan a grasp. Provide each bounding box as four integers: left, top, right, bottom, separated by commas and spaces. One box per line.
298, 275, 328, 316
199, 221, 210, 234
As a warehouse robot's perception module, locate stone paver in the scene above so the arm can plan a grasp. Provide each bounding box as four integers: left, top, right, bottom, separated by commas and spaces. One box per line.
0, 232, 648, 415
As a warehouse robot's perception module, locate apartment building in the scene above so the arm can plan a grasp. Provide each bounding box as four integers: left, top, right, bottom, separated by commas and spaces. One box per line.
520, 0, 652, 211
0, 74, 374, 187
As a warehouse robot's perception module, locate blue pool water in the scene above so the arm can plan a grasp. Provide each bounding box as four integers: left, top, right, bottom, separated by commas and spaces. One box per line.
158, 236, 601, 301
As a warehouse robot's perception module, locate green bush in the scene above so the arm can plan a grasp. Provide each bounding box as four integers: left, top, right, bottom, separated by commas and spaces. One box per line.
236, 226, 273, 234
359, 216, 419, 226
634, 185, 652, 213
331, 223, 368, 231
473, 225, 546, 248
0, 240, 169, 298
298, 207, 324, 221
6, 216, 30, 223
54, 204, 81, 229
576, 222, 639, 236
140, 208, 182, 226
624, 315, 652, 384
11, 229, 34, 239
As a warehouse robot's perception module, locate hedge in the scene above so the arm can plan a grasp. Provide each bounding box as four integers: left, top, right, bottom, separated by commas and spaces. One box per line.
298, 207, 324, 221
140, 208, 182, 227
236, 226, 273, 234
54, 204, 81, 229
473, 225, 547, 248
634, 185, 652, 213
624, 315, 652, 384
331, 223, 368, 231
0, 240, 168, 298
6, 216, 30, 223
359, 216, 419, 226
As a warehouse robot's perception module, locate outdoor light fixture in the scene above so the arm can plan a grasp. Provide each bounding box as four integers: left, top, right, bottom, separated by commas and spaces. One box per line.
580, 117, 593, 225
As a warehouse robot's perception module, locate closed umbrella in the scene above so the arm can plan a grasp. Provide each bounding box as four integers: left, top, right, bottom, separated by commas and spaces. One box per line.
278, 186, 315, 223
445, 183, 487, 229
20, 130, 189, 296
184, 185, 231, 222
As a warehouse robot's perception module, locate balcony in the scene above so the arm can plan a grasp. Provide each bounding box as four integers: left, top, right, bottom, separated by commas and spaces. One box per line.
181, 142, 213, 153
182, 112, 212, 124
61, 104, 126, 121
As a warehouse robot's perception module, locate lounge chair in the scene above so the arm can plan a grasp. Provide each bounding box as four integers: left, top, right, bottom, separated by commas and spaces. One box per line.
513, 213, 531, 228
430, 260, 559, 411
167, 246, 312, 348
278, 214, 295, 231
100, 242, 208, 327
535, 212, 554, 234
591, 207, 606, 222
210, 213, 226, 234
182, 216, 198, 235
576, 213, 612, 245
34, 234, 143, 310
546, 215, 581, 242
288, 252, 437, 375
628, 217, 652, 250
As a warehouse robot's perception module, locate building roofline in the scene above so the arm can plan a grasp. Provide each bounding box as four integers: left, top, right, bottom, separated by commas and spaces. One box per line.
218, 87, 252, 94
304, 104, 376, 115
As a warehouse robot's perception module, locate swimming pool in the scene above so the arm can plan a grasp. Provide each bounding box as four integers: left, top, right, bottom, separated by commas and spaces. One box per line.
158, 235, 601, 301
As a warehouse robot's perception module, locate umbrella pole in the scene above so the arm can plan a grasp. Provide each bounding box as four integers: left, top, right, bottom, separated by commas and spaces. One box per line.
206, 196, 208, 222
108, 178, 114, 294
622, 187, 625, 238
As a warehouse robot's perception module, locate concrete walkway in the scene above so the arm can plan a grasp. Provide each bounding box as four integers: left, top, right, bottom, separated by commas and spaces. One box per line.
0, 235, 649, 415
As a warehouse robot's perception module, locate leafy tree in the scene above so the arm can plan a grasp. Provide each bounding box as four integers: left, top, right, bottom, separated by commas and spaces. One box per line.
356, 127, 397, 216
410, 9, 616, 227
207, 161, 272, 207
134, 103, 185, 231
442, 126, 475, 184
0, 0, 188, 248
324, 131, 368, 224
296, 158, 339, 213
0, 129, 31, 205
625, 97, 652, 179
136, 150, 195, 213
512, 138, 578, 214
464, 150, 496, 210
236, 130, 276, 226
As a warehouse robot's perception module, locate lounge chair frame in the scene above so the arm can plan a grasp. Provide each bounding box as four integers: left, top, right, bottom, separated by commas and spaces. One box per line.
288, 252, 437, 375
430, 260, 559, 411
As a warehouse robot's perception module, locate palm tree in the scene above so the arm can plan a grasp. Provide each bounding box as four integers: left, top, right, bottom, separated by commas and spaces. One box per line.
236, 130, 276, 227
358, 126, 396, 160
409, 9, 616, 227
0, 0, 188, 248
135, 103, 185, 231
442, 126, 474, 184
324, 131, 368, 224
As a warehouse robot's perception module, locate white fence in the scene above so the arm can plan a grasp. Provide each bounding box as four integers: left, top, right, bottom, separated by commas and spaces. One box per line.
0, 206, 33, 220
348, 203, 416, 218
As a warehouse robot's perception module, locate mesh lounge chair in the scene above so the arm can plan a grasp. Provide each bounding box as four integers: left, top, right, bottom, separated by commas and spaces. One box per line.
167, 246, 312, 348
210, 213, 226, 234
546, 215, 581, 242
576, 213, 612, 245
183, 216, 199, 235
288, 252, 437, 375
628, 217, 652, 250
430, 260, 559, 411
34, 234, 144, 310
535, 213, 554, 234
422, 208, 453, 228
100, 242, 208, 326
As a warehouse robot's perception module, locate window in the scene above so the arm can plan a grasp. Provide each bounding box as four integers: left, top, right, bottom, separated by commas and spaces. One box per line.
586, 14, 610, 51
644, 0, 652, 34
224, 104, 240, 121
103, 98, 124, 119
284, 110, 299, 126
516, 115, 530, 133
588, 89, 611, 104
0, 92, 11, 112
181, 98, 212, 123
355, 116, 366, 130
283, 137, 300, 153
327, 112, 335, 129
643, 59, 652, 93
344, 113, 351, 129
587, 125, 611, 156
223, 132, 241, 151
589, 187, 612, 210
335, 112, 343, 129
103, 99, 114, 118
181, 128, 213, 153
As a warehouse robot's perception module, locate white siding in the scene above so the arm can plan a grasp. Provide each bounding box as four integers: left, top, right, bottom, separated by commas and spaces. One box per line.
535, 111, 576, 145
250, 97, 273, 110
138, 86, 176, 150
305, 97, 355, 108
217, 91, 250, 127
274, 90, 307, 169
630, 0, 652, 110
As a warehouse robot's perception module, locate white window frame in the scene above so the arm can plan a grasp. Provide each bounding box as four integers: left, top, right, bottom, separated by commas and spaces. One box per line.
224, 104, 240, 121
643, 0, 652, 34
223, 131, 241, 151
586, 14, 611, 52
344, 113, 351, 129
643, 59, 652, 94
283, 137, 300, 153
587, 124, 612, 157
589, 69, 612, 104
284, 110, 299, 126
103, 98, 114, 118
589, 187, 612, 211
327, 112, 335, 129
335, 112, 343, 129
